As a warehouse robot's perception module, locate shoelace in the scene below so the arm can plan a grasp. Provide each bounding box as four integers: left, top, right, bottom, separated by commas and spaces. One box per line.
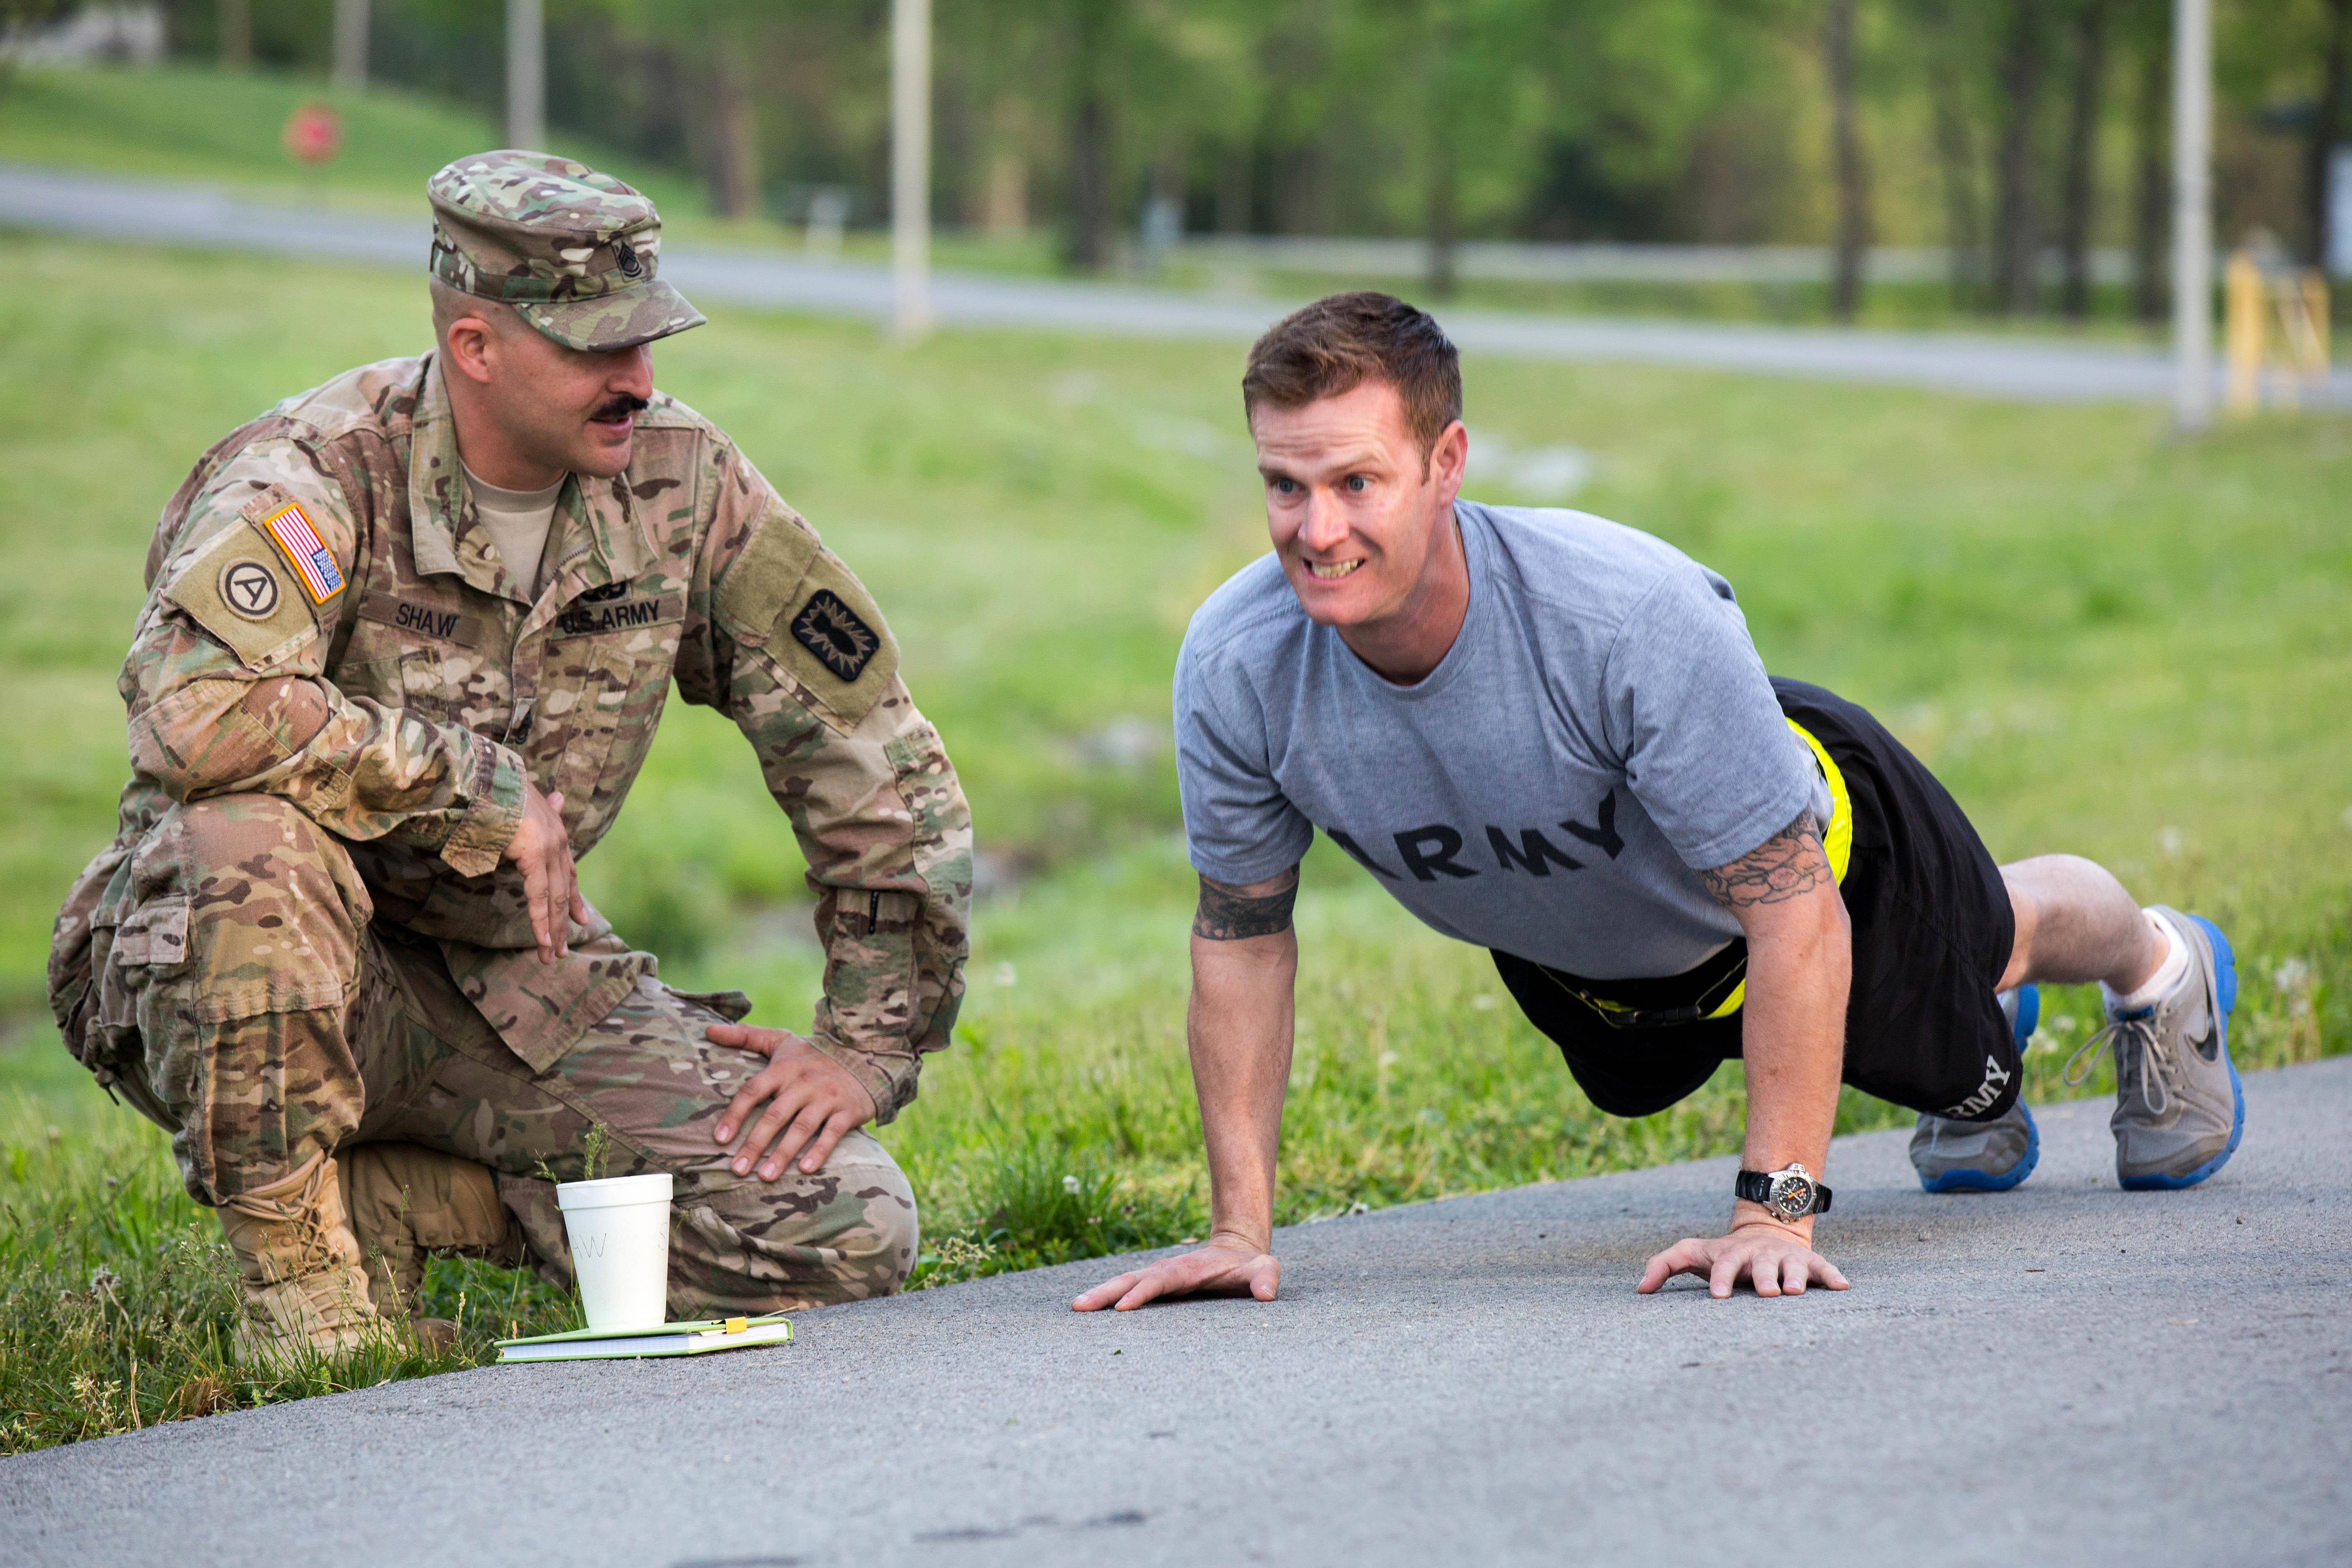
2064, 1006, 2170, 1116
221, 1153, 338, 1282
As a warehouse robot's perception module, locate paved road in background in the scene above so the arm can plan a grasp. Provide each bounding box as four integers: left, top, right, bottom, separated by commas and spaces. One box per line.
7, 1055, 2346, 1568
10, 162, 2348, 408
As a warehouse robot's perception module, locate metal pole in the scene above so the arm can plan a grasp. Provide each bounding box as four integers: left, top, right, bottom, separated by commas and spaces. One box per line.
332, 0, 369, 92
2172, 0, 2212, 431
507, 0, 545, 152
892, 0, 934, 338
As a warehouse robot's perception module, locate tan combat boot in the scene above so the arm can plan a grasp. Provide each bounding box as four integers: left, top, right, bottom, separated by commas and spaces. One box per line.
340, 1142, 525, 1353
216, 1150, 380, 1367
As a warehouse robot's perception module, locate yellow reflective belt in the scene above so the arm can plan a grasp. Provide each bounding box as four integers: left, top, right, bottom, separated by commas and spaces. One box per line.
1702, 718, 1853, 1021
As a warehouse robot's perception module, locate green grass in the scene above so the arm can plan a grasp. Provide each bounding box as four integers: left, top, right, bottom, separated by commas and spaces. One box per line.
0, 1040, 580, 1448
3, 231, 2347, 1450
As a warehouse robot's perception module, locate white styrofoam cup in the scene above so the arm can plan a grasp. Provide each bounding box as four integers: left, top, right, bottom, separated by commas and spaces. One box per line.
554, 1172, 674, 1331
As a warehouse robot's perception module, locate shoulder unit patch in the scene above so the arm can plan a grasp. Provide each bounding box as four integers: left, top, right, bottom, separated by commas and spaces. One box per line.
161, 523, 318, 670
710, 504, 898, 730
767, 552, 898, 730
219, 559, 282, 619
790, 589, 879, 682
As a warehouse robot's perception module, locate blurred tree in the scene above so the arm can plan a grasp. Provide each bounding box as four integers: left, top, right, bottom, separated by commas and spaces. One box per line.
1350, 0, 1539, 296
570, 0, 890, 224
1993, 0, 2050, 315
2310, 0, 2350, 268
221, 0, 249, 68
0, 0, 66, 91
1521, 0, 1774, 243
949, 0, 1201, 272
589, 0, 774, 219
2125, 0, 2169, 322
122, 0, 2320, 304
937, 2, 1049, 232
1253, 0, 1340, 236
1908, 0, 1993, 309
700, 42, 758, 218
1064, 0, 1120, 270
1823, 0, 1869, 319
2056, 0, 2108, 320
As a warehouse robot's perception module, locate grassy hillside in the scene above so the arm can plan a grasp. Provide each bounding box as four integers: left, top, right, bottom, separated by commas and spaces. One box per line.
0, 63, 702, 218
2, 233, 2346, 1446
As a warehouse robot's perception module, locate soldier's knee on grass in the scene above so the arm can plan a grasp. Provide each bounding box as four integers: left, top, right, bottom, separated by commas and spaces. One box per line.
112, 793, 375, 1206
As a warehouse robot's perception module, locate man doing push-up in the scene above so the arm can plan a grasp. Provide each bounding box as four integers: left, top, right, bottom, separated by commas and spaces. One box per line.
1076, 293, 2242, 1310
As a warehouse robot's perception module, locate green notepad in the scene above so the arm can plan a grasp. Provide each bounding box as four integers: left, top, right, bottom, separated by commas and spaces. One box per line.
495, 1312, 794, 1363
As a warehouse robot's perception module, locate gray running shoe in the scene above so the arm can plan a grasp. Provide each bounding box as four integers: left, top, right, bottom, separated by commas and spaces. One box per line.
1910, 985, 2041, 1193
2065, 907, 2243, 1190
1911, 1100, 2040, 1193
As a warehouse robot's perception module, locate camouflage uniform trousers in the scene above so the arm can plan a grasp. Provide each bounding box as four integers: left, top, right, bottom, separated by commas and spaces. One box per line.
107, 792, 917, 1315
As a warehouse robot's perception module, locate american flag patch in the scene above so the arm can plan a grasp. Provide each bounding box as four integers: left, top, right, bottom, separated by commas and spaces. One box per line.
258, 502, 345, 605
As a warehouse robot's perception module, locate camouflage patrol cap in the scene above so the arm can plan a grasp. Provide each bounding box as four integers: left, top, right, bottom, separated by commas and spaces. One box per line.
427, 150, 705, 352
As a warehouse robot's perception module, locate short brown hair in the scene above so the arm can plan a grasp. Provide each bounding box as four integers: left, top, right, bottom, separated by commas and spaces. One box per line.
1241, 291, 1462, 459
429, 276, 521, 346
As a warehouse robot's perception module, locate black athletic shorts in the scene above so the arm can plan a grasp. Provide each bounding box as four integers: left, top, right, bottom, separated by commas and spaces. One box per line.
1492, 678, 2022, 1124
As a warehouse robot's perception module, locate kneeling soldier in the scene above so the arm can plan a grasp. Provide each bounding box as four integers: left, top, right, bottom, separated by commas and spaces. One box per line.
47, 152, 970, 1361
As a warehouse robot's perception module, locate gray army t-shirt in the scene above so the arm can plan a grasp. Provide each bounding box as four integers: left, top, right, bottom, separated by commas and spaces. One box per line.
1173, 500, 1825, 981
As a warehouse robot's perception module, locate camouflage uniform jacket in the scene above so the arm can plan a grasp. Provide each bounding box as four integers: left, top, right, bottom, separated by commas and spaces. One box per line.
52, 354, 970, 1121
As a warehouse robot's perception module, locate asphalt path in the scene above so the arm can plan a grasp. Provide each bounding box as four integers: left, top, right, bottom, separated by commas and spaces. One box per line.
5, 1053, 2346, 1567
8, 161, 2347, 407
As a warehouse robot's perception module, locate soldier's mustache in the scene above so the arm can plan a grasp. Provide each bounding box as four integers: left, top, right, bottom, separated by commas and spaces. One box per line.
590, 393, 650, 423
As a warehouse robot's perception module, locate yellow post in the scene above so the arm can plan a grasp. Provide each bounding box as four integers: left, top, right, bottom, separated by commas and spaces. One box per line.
2297, 270, 2331, 377
2223, 249, 2262, 416
2270, 273, 2303, 411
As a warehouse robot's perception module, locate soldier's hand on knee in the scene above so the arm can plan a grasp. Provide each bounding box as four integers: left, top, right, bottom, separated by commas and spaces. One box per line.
706, 1022, 876, 1180
504, 785, 588, 963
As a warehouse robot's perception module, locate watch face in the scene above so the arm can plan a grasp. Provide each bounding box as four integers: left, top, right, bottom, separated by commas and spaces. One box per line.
1770, 1175, 1814, 1220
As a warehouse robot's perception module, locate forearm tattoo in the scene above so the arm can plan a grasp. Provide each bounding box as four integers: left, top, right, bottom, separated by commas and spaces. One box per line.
1193, 872, 1299, 940
1698, 811, 1832, 910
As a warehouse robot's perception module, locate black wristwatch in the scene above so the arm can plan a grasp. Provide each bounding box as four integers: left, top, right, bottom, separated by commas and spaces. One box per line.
1735, 1162, 1832, 1222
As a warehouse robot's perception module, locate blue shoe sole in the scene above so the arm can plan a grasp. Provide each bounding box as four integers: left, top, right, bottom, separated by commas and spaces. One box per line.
1917, 985, 2044, 1194
2119, 915, 2245, 1191
1921, 1103, 2041, 1193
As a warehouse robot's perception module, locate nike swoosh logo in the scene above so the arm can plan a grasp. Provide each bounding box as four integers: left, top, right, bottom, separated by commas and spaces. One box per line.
2188, 1023, 2219, 1062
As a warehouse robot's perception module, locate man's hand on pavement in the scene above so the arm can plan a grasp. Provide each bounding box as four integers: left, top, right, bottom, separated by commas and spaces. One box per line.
1637, 1221, 1850, 1299
1071, 1233, 1280, 1312
503, 785, 587, 963
706, 1022, 877, 1180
